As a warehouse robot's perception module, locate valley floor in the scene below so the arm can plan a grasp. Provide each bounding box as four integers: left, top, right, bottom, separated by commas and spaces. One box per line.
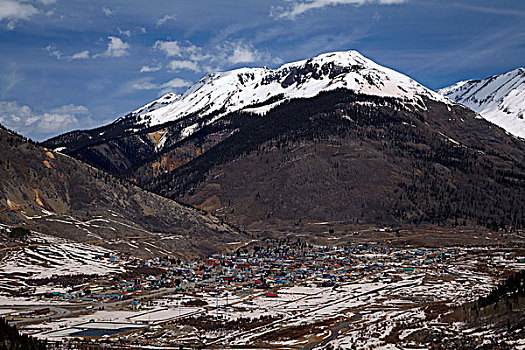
1, 227, 525, 349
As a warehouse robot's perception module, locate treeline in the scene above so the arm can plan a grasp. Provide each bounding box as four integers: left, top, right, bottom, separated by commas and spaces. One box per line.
0, 124, 37, 145
477, 270, 525, 309
445, 270, 525, 333
0, 318, 46, 350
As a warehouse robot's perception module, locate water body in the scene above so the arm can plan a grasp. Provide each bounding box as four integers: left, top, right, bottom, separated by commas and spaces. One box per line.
72, 327, 140, 337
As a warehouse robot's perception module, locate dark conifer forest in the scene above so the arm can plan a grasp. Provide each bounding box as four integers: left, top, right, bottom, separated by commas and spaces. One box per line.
0, 318, 46, 350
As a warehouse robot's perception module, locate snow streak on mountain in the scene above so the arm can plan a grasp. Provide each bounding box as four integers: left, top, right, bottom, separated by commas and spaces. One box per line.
439, 68, 525, 138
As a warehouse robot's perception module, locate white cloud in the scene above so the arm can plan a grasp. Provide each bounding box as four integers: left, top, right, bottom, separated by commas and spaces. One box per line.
48, 37, 130, 61
140, 64, 162, 73
183, 45, 209, 62
132, 78, 191, 95
45, 44, 61, 59
154, 40, 211, 62
117, 27, 131, 37
0, 0, 38, 29
212, 40, 268, 66
226, 42, 262, 64
49, 104, 89, 114
150, 39, 269, 74
47, 46, 90, 60
0, 0, 58, 29
0, 101, 92, 141
69, 50, 90, 60
102, 7, 112, 16
98, 36, 129, 58
132, 78, 191, 90
156, 14, 176, 27
272, 0, 409, 19
0, 0, 38, 20
168, 60, 200, 72
153, 40, 181, 57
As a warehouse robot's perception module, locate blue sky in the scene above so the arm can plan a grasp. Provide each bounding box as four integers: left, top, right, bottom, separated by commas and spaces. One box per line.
0, 0, 523, 140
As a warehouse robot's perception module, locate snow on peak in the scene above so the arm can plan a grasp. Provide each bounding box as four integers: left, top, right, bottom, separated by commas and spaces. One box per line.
122, 50, 449, 129
439, 67, 525, 138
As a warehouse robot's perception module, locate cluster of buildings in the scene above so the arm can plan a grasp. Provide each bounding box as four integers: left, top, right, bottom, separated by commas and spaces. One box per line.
186, 242, 456, 293
36, 240, 459, 303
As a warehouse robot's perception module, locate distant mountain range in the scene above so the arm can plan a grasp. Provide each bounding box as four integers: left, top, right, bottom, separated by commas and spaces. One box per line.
440, 67, 525, 138
43, 51, 525, 233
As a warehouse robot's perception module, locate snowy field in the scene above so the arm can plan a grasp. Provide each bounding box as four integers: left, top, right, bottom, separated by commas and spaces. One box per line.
0, 233, 125, 295
7, 244, 523, 349
27, 305, 200, 340
123, 249, 514, 348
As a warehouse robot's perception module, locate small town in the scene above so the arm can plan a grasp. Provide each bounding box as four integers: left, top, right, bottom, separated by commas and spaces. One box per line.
2, 231, 524, 349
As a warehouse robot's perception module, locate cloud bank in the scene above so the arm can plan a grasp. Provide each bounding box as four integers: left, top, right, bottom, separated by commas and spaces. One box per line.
0, 101, 93, 140
152, 39, 268, 74
131, 78, 192, 95
0, 0, 57, 29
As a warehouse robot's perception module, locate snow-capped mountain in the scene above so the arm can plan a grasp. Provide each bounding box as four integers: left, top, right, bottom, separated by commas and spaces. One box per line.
121, 50, 448, 132
47, 50, 453, 163
439, 67, 525, 138
43, 50, 525, 233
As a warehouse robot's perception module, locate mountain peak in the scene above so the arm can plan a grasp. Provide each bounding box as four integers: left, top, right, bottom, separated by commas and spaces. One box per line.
439, 67, 525, 138
280, 49, 367, 68
123, 50, 448, 132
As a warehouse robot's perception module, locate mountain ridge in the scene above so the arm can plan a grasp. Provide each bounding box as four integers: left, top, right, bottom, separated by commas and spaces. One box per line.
122, 50, 448, 128
0, 123, 246, 258
44, 50, 453, 179
439, 67, 525, 138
